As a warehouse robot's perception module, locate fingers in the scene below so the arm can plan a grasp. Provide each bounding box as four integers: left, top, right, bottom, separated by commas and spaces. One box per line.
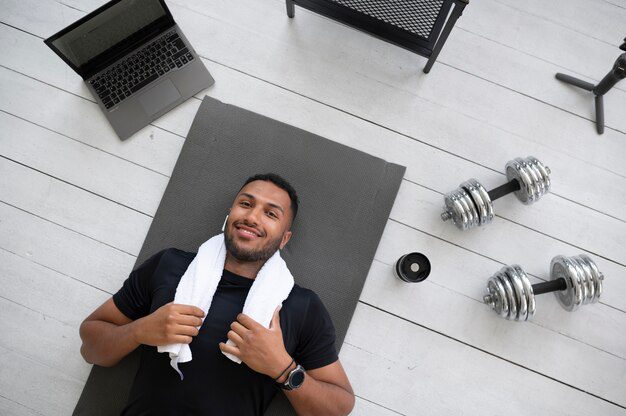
175, 314, 204, 328
230, 321, 249, 337
226, 330, 243, 345
174, 323, 200, 337
219, 342, 241, 357
173, 335, 194, 344
270, 305, 282, 329
175, 304, 205, 318
237, 313, 261, 330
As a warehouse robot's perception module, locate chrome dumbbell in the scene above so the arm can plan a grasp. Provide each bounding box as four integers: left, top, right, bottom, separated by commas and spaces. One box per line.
483, 254, 604, 321
441, 156, 551, 230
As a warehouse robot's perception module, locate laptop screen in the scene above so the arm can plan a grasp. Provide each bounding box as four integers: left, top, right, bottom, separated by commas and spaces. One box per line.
48, 0, 169, 70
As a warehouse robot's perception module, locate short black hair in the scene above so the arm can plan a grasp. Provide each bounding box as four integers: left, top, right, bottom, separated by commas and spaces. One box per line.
240, 173, 299, 222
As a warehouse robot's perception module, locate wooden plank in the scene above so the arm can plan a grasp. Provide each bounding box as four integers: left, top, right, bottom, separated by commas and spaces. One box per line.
0, 119, 153, 254
492, 0, 626, 45
0, 396, 45, 416
0, 0, 85, 37
2, 35, 625, 269
0, 249, 110, 328
352, 397, 403, 416
0, 110, 169, 218
0, 345, 84, 416
0, 69, 185, 180
0, 297, 88, 384
0, 202, 134, 294
343, 304, 626, 415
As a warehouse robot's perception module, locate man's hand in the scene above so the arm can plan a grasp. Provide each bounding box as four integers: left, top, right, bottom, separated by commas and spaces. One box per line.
134, 302, 205, 347
219, 306, 292, 380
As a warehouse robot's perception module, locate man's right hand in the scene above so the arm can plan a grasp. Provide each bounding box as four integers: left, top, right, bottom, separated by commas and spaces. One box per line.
133, 302, 206, 347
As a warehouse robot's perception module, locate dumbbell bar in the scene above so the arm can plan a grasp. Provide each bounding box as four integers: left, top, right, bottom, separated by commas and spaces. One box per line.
441, 156, 551, 230
483, 254, 603, 321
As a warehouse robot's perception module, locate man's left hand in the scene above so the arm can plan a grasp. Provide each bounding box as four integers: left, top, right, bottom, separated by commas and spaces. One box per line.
219, 305, 292, 380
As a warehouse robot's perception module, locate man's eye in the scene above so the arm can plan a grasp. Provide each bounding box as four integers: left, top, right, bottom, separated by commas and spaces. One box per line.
240, 201, 251, 207
268, 211, 278, 218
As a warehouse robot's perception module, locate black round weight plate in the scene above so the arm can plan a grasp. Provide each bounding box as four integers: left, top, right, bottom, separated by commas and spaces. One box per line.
394, 253, 431, 283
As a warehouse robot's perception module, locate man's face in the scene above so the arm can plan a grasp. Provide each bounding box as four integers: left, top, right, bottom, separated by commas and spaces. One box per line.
224, 180, 293, 262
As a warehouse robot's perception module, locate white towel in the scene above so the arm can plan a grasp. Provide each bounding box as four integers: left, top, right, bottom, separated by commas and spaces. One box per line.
157, 233, 294, 380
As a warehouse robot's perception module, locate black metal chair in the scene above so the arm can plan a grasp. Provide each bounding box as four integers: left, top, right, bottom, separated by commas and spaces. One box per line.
286, 0, 468, 73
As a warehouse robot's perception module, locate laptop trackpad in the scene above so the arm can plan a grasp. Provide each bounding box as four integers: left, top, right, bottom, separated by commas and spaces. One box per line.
137, 79, 181, 116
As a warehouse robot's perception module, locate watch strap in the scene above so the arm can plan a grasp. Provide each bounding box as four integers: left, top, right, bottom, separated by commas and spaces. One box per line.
278, 364, 305, 390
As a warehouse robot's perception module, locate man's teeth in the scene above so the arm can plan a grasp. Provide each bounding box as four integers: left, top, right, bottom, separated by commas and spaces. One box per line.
240, 229, 257, 236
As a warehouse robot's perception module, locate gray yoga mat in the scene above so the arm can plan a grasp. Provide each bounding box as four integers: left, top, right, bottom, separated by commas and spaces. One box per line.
73, 96, 405, 416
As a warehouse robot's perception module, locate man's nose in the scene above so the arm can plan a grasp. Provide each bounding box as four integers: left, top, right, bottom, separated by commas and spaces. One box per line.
243, 206, 262, 225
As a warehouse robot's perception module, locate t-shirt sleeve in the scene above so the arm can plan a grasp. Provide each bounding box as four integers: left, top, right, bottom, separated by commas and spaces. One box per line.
112, 249, 168, 321
293, 291, 339, 371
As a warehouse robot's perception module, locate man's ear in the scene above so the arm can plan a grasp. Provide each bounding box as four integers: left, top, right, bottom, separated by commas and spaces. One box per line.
279, 230, 292, 250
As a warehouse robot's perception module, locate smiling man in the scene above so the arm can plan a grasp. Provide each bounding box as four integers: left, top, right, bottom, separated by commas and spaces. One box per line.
79, 173, 355, 416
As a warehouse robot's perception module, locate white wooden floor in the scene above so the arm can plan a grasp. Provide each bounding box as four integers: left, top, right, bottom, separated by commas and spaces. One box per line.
1, 0, 625, 414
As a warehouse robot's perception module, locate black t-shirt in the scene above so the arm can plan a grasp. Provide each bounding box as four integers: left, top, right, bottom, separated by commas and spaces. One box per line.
112, 248, 338, 416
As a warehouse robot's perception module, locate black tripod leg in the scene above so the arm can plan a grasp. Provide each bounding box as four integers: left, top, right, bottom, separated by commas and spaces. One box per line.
286, 0, 295, 18
555, 73, 595, 91
595, 95, 605, 135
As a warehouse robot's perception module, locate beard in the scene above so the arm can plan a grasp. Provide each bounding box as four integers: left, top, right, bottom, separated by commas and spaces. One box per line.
224, 226, 283, 262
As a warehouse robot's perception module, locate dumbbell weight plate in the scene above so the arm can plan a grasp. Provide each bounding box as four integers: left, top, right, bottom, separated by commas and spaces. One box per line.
572, 256, 595, 302
461, 179, 494, 226
498, 270, 518, 320
582, 254, 603, 301
486, 276, 509, 318
550, 256, 584, 311
485, 265, 536, 321
506, 157, 538, 204
513, 265, 536, 321
505, 156, 551, 205
459, 190, 479, 229
527, 157, 551, 197
504, 267, 527, 320
443, 188, 477, 230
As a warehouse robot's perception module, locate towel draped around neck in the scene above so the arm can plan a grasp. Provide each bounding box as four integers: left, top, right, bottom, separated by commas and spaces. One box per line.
157, 233, 295, 380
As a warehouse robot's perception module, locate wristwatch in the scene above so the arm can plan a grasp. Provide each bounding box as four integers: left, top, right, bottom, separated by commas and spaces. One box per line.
278, 364, 306, 390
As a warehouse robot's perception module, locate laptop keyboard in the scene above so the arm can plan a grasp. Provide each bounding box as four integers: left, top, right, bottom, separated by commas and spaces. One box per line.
89, 31, 195, 109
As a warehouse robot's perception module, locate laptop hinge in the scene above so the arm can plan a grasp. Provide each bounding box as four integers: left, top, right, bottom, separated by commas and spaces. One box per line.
82, 19, 176, 80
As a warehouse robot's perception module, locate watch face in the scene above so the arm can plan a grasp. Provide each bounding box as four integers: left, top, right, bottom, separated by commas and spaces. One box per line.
290, 368, 305, 388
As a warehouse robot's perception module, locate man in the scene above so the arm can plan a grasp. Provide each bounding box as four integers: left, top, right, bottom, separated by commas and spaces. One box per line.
79, 173, 355, 415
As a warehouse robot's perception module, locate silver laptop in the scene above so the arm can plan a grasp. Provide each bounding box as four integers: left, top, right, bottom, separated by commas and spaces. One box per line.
44, 0, 214, 140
